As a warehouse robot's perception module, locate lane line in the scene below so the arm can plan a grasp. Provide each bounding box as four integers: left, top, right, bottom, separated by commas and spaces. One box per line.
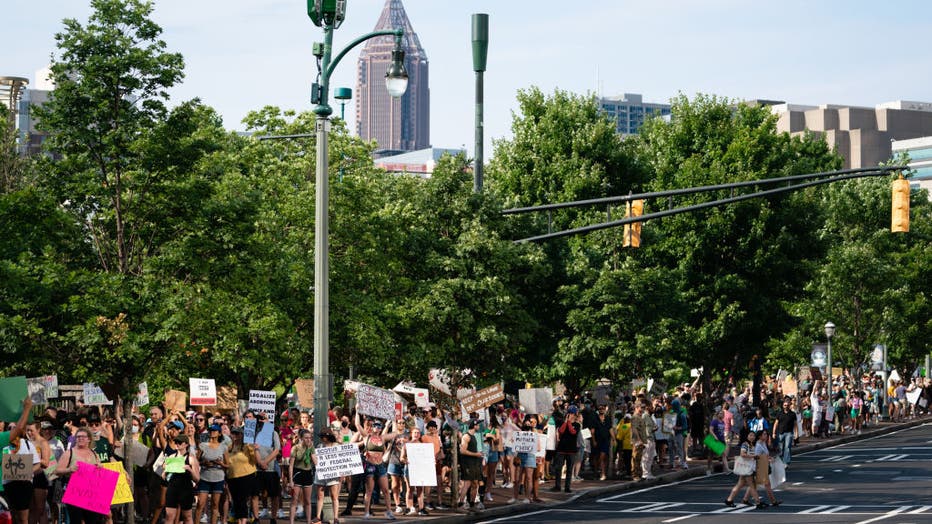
662, 515, 699, 523
798, 505, 833, 513
597, 474, 715, 502
888, 454, 909, 461
908, 505, 932, 514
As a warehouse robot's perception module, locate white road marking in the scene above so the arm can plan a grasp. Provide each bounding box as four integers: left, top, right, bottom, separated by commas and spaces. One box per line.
798, 505, 834, 513
597, 474, 712, 502
648, 503, 685, 512
626, 502, 670, 512
821, 505, 852, 513
820, 454, 852, 462
851, 505, 912, 524
908, 505, 932, 514
887, 454, 909, 461
662, 515, 699, 523
873, 454, 897, 462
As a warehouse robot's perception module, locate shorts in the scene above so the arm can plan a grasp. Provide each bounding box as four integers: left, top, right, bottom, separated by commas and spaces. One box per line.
518, 452, 536, 469
487, 450, 500, 464
544, 450, 555, 461
196, 479, 225, 494
165, 484, 195, 509
460, 460, 482, 482
314, 475, 340, 487
387, 462, 405, 476
257, 470, 282, 497
33, 470, 50, 490
365, 462, 388, 479
292, 469, 314, 487
4, 481, 34, 511
597, 442, 610, 455
504, 446, 516, 457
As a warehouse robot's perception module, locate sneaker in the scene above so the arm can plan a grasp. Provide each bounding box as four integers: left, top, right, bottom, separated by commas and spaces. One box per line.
362, 513, 372, 519
393, 506, 403, 514
385, 510, 396, 521
572, 476, 583, 481
200, 515, 208, 523
276, 510, 286, 520
406, 508, 417, 515
258, 509, 270, 519
418, 509, 429, 516
507, 498, 517, 504
473, 495, 481, 504
599, 475, 607, 481
502, 481, 513, 488
475, 502, 485, 511
644, 475, 657, 480
484, 492, 493, 502
295, 508, 305, 519
522, 498, 531, 504
435, 504, 449, 510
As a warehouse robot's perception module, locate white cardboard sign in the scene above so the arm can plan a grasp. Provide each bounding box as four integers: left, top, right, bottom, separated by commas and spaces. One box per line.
405, 443, 437, 486
189, 378, 217, 406
315, 443, 364, 480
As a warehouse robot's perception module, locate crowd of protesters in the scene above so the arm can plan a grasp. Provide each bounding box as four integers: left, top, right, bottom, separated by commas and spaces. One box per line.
1, 372, 930, 523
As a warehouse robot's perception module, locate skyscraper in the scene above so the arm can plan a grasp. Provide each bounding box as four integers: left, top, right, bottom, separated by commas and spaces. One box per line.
355, 0, 429, 155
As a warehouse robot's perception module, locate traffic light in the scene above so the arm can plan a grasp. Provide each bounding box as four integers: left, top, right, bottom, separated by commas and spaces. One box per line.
891, 175, 910, 233
623, 199, 644, 247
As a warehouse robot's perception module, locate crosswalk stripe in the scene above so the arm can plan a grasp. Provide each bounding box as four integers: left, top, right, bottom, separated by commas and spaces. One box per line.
647, 503, 685, 512
627, 502, 670, 512
821, 505, 851, 513
873, 454, 896, 461
908, 505, 932, 514
888, 454, 909, 461
711, 506, 742, 513
798, 505, 833, 514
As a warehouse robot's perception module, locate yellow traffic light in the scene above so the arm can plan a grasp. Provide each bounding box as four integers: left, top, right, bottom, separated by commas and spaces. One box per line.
623, 199, 644, 247
891, 175, 910, 233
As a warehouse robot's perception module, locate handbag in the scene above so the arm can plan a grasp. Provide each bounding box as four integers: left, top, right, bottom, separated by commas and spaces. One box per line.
732, 456, 755, 476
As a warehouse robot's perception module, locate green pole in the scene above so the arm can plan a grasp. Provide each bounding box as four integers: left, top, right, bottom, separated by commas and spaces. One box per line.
471, 14, 489, 193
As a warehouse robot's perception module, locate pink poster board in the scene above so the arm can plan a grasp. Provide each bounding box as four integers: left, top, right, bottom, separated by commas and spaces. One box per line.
62, 462, 119, 514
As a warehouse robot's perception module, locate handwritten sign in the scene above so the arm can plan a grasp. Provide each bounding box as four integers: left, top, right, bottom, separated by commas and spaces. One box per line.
518, 388, 552, 415
782, 377, 798, 397
128, 440, 150, 468
2, 453, 33, 482
62, 462, 119, 515
315, 443, 364, 481
164, 389, 187, 413
294, 379, 314, 408
189, 378, 217, 406
83, 383, 111, 406
248, 390, 276, 421
413, 388, 430, 408
513, 431, 538, 454
136, 382, 149, 407
460, 384, 504, 415
27, 377, 54, 405
405, 443, 437, 486
164, 456, 186, 474
428, 368, 474, 399
356, 384, 395, 421
244, 419, 258, 443
102, 462, 134, 505
217, 386, 238, 411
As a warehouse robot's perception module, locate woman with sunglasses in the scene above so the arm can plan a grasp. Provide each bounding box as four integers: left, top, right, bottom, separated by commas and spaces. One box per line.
196, 424, 229, 524
54, 428, 103, 524
163, 434, 200, 524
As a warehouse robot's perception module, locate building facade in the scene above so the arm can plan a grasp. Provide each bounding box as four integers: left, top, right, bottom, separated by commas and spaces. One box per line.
773, 100, 932, 169
598, 93, 671, 136
892, 136, 932, 194
355, 0, 429, 154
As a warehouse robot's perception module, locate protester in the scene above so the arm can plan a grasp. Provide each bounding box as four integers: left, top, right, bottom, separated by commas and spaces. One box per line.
226, 427, 259, 524
457, 419, 484, 511
196, 424, 229, 524
312, 429, 342, 524
54, 427, 104, 524
773, 399, 798, 465
163, 434, 201, 524
288, 430, 314, 524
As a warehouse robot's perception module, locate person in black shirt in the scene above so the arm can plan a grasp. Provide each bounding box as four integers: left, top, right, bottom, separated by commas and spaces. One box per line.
772, 400, 798, 465
550, 406, 580, 493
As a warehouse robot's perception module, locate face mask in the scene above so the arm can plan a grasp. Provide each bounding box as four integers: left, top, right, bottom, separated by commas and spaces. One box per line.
341, 420, 348, 428
132, 426, 140, 434
92, 431, 101, 437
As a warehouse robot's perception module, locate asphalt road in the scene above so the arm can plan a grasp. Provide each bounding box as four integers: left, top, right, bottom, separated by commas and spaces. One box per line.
477, 422, 932, 524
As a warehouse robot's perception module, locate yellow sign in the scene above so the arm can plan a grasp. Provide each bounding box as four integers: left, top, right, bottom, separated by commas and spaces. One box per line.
102, 462, 134, 505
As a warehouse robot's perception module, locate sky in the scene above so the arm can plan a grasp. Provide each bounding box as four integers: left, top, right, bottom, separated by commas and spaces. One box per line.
6, 0, 932, 158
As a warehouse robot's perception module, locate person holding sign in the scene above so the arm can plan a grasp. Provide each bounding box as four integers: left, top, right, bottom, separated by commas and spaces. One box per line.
226, 427, 259, 524
3, 420, 42, 524
196, 424, 229, 524
399, 428, 428, 516
162, 434, 200, 524
312, 429, 342, 524
54, 427, 104, 524
288, 430, 314, 524
356, 419, 400, 520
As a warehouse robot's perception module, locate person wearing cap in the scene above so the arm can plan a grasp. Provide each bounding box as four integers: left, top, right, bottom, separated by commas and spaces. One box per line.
227, 426, 259, 524
163, 434, 201, 524
457, 419, 484, 511
253, 412, 284, 523
550, 405, 580, 493
196, 424, 229, 524
356, 418, 400, 520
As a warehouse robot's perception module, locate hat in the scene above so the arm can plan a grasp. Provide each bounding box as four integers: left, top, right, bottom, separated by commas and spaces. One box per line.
169, 420, 184, 430
230, 426, 244, 434
428, 402, 436, 408
40, 421, 55, 430
208, 424, 222, 432
468, 419, 481, 429
566, 405, 579, 414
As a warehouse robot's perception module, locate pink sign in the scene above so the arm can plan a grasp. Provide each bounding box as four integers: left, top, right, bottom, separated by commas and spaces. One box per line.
62, 462, 119, 514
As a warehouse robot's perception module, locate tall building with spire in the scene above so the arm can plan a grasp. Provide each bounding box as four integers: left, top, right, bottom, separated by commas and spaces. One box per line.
355, 0, 429, 155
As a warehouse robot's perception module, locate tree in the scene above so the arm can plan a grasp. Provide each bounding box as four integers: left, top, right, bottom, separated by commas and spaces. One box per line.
34, 0, 185, 275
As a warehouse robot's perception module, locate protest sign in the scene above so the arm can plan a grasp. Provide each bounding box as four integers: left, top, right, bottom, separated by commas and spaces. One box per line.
2, 454, 33, 482
776, 369, 788, 384
356, 384, 396, 421
343, 380, 360, 393
27, 377, 48, 405
163, 389, 187, 412
0, 376, 28, 423
248, 390, 277, 421
536, 433, 547, 458
518, 388, 553, 415
189, 378, 217, 406
255, 421, 274, 448
782, 377, 798, 397
809, 367, 823, 382
62, 462, 119, 515
460, 384, 505, 415
413, 388, 430, 408
405, 443, 437, 486
243, 419, 257, 443
164, 456, 186, 474
294, 379, 314, 408
907, 388, 922, 405
217, 386, 238, 411
648, 378, 668, 397
83, 383, 111, 406
128, 440, 150, 468
890, 369, 901, 383
393, 381, 419, 395
580, 428, 592, 440
315, 443, 364, 481
135, 382, 149, 407
102, 462, 134, 505
428, 368, 474, 399
513, 431, 538, 454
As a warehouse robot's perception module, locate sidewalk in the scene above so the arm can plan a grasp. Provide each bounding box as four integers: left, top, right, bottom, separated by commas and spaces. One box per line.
283, 415, 930, 523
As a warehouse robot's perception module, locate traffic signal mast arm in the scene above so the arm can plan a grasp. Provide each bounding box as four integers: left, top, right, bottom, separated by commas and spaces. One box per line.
504, 165, 907, 244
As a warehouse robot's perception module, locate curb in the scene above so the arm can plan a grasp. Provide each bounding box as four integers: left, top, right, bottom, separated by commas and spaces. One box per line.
411, 416, 930, 523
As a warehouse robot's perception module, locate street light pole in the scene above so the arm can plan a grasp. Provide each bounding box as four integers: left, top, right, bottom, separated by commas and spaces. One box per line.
308, 1, 408, 441
824, 321, 836, 395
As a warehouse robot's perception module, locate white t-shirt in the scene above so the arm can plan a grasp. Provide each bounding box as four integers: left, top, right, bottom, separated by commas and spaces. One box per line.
2, 437, 41, 484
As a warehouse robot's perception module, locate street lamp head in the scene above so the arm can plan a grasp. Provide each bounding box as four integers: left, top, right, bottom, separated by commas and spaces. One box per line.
385, 47, 408, 98
824, 321, 836, 339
